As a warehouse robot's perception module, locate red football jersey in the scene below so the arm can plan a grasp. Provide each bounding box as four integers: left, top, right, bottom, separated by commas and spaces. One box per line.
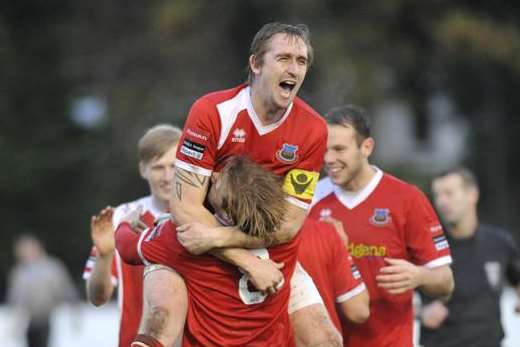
298, 218, 365, 333
309, 169, 452, 347
83, 196, 161, 347
116, 219, 300, 347
175, 84, 327, 209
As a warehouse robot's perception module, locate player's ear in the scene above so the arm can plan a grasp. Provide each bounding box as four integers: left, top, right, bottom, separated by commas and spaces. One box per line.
361, 137, 375, 158
249, 54, 261, 75
139, 161, 148, 180
468, 185, 479, 205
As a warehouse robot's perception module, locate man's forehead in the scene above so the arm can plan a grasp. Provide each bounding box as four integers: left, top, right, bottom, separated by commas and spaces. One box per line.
267, 33, 308, 55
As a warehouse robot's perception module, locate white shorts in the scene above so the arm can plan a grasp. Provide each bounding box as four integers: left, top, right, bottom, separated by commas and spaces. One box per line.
288, 261, 324, 314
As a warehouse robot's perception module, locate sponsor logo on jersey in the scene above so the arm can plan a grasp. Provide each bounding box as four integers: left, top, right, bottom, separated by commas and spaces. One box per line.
180, 138, 205, 160
283, 169, 319, 200
433, 235, 449, 251
186, 128, 209, 142
276, 143, 299, 163
369, 208, 391, 226
429, 224, 443, 233
351, 264, 361, 279
319, 208, 332, 218
484, 261, 501, 289
349, 242, 387, 258
231, 128, 246, 143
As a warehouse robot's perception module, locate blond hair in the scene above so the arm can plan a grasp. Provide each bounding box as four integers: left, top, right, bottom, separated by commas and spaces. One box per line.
220, 156, 286, 243
138, 124, 182, 164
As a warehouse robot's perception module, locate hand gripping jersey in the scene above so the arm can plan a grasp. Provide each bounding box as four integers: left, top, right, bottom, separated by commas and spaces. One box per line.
82, 196, 163, 347
298, 218, 366, 334
175, 84, 327, 209
309, 168, 452, 347
115, 220, 301, 347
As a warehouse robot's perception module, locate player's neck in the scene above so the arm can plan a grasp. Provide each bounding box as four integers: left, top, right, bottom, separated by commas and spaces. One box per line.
250, 86, 286, 125
151, 195, 169, 213
449, 212, 478, 239
343, 164, 376, 192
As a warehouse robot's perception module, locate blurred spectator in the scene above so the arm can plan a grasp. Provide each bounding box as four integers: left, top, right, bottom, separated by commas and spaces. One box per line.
419, 167, 520, 347
6, 234, 78, 347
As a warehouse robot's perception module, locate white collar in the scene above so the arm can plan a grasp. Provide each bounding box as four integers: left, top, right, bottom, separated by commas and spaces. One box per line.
245, 86, 293, 135
334, 166, 383, 209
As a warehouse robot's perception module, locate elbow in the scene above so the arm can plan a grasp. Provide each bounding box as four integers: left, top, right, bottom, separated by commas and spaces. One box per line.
439, 267, 455, 297
86, 282, 112, 306
170, 199, 197, 225
279, 217, 305, 242
444, 272, 455, 298
347, 305, 370, 324
87, 292, 110, 306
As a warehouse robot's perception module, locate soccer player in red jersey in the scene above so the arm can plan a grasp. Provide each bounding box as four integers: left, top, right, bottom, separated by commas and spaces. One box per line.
83, 124, 182, 347
115, 156, 298, 347
309, 105, 454, 347
295, 217, 370, 346
139, 23, 339, 347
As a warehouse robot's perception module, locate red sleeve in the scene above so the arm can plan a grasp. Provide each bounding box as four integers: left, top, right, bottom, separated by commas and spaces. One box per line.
138, 221, 189, 274
297, 123, 327, 174
324, 224, 365, 302
282, 121, 327, 207
175, 97, 221, 176
115, 222, 144, 265
405, 188, 452, 267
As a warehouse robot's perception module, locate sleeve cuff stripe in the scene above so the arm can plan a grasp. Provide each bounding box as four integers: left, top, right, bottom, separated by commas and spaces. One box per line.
424, 255, 453, 269
175, 160, 212, 177
335, 283, 367, 303
286, 196, 310, 210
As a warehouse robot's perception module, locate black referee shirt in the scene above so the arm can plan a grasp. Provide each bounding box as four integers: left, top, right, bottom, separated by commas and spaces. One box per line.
420, 224, 520, 347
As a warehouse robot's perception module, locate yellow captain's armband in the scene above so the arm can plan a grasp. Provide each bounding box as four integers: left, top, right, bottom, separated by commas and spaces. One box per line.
282, 169, 320, 200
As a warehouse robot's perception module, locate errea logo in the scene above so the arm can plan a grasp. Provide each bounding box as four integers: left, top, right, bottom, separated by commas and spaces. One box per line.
232, 128, 246, 143
319, 208, 332, 218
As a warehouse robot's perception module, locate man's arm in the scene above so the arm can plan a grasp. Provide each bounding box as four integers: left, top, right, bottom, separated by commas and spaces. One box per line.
86, 207, 116, 306
376, 260, 454, 297
172, 167, 284, 292
173, 167, 307, 255
338, 288, 370, 324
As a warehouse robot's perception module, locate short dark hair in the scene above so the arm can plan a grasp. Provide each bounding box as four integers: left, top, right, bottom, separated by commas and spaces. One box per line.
324, 105, 371, 146
433, 166, 479, 189
247, 22, 313, 84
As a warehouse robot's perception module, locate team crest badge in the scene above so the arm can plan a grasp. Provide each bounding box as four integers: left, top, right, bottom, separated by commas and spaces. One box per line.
276, 143, 299, 163
320, 208, 332, 218
369, 208, 391, 226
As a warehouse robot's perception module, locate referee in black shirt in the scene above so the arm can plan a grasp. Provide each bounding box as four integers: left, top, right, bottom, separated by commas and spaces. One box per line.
419, 167, 520, 347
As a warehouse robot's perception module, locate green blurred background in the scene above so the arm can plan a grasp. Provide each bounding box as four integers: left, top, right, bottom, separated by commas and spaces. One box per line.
1, 0, 519, 298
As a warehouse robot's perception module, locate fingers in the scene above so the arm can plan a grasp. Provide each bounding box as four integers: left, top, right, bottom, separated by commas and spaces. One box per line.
383, 257, 407, 266
376, 273, 408, 283
176, 224, 189, 232
262, 279, 285, 296
377, 279, 410, 290
274, 262, 285, 270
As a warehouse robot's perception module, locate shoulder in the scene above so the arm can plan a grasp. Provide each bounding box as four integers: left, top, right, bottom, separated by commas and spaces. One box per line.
113, 196, 151, 226
47, 256, 68, 271
301, 219, 338, 249
380, 173, 427, 200
292, 97, 327, 130
311, 177, 336, 207
479, 224, 516, 245
198, 85, 245, 107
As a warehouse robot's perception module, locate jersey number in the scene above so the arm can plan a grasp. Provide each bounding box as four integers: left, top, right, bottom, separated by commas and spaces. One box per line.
238, 248, 270, 305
